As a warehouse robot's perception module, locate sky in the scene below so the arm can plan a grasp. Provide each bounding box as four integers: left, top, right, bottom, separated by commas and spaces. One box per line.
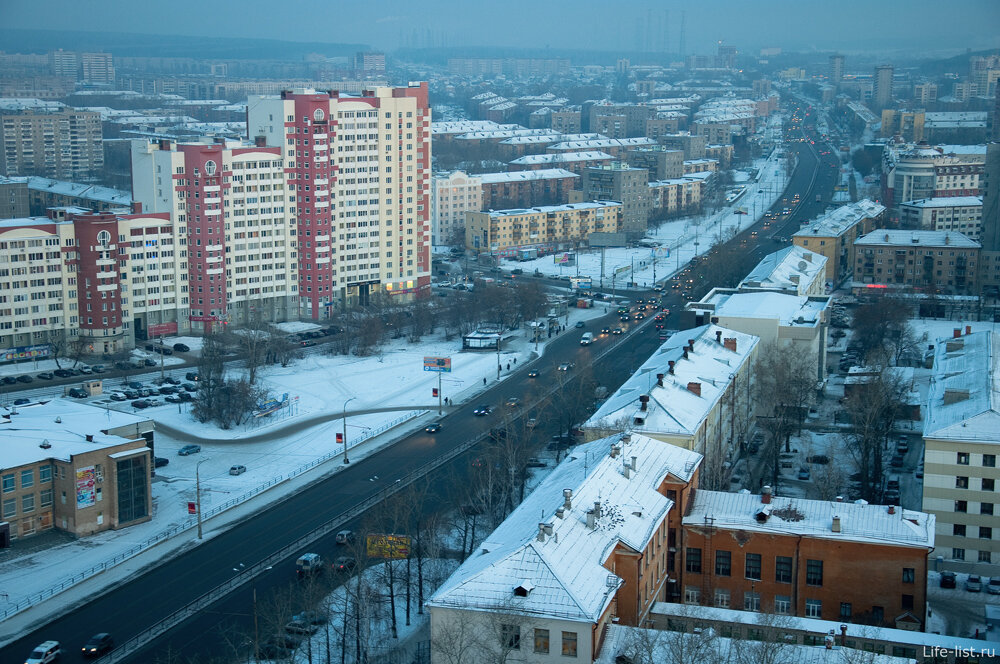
4, 0, 999, 55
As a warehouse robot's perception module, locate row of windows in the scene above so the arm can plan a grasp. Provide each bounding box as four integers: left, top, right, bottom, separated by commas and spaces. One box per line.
501, 625, 577, 657
1, 489, 53, 518
685, 548, 915, 586
1, 465, 52, 492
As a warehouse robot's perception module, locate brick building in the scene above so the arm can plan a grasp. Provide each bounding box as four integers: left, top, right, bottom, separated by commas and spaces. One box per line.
0, 108, 104, 179
793, 199, 886, 283
853, 229, 979, 294
465, 201, 621, 255
479, 168, 578, 210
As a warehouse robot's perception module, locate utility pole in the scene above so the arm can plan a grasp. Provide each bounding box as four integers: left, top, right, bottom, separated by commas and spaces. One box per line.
159, 335, 165, 383
195, 458, 209, 539
437, 372, 442, 415
342, 396, 356, 463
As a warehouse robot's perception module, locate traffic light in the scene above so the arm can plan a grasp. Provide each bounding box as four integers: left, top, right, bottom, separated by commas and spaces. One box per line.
432, 387, 438, 397
336, 432, 343, 444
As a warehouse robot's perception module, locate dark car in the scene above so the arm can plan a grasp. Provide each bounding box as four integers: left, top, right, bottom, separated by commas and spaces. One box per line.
131, 399, 150, 409
333, 556, 357, 574
37, 372, 54, 380
154, 457, 169, 468
82, 633, 114, 657
127, 381, 143, 390
527, 370, 539, 378
1, 376, 15, 385
185, 372, 199, 381
425, 422, 442, 433
473, 405, 493, 416
14, 397, 31, 406
177, 391, 193, 402
165, 395, 182, 404
158, 386, 177, 394
143, 358, 157, 367
940, 571, 957, 588
16, 374, 34, 383
173, 343, 190, 352
258, 636, 299, 659
574, 321, 585, 328
123, 389, 139, 399
182, 382, 198, 392
54, 368, 73, 378
68, 388, 88, 399
601, 327, 611, 335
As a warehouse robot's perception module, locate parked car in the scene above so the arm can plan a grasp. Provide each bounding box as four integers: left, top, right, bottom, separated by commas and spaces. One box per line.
473, 405, 493, 416
177, 391, 193, 402
173, 343, 191, 352
797, 467, 811, 480
987, 577, 1000, 595
333, 556, 356, 573
79, 365, 93, 374
182, 382, 198, 392
177, 444, 201, 456
574, 321, 585, 328
13, 397, 30, 406
37, 372, 54, 380
54, 368, 73, 378
154, 457, 169, 468
425, 422, 442, 433
185, 372, 199, 381
229, 465, 247, 476
91, 364, 106, 373
82, 633, 114, 657
285, 620, 318, 636
940, 571, 957, 588
966, 574, 983, 592
123, 390, 139, 399
160, 376, 181, 385
131, 399, 151, 409
1, 376, 16, 385
165, 395, 182, 404
25, 640, 61, 664
110, 392, 127, 401
292, 610, 329, 625
16, 374, 34, 383
68, 388, 88, 399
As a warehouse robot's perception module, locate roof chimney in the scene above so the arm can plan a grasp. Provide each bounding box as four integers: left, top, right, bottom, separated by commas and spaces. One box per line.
537, 523, 547, 542
543, 523, 554, 536
656, 373, 664, 387
825, 631, 835, 650
639, 394, 650, 411
954, 328, 962, 338
723, 337, 737, 352
594, 500, 602, 519
683, 348, 688, 359
586, 509, 596, 529
715, 330, 723, 344
761, 485, 772, 504
966, 325, 972, 335
888, 505, 896, 515
563, 489, 573, 511
85, 434, 94, 442
688, 339, 695, 351
623, 463, 631, 479
687, 381, 702, 397
832, 515, 841, 533
668, 360, 675, 374
610, 444, 620, 458
556, 507, 566, 518
631, 455, 637, 471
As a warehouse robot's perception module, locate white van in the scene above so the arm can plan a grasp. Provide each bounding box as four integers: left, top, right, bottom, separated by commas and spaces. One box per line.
580, 332, 594, 346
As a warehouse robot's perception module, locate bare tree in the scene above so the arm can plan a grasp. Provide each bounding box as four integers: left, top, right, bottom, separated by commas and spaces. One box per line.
843, 367, 907, 501
235, 314, 271, 386
852, 295, 910, 359
754, 343, 816, 489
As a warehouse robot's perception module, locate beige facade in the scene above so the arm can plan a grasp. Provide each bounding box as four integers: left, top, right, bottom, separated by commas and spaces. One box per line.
466, 201, 621, 253
647, 177, 704, 217
793, 199, 886, 283
431, 171, 482, 246
0, 109, 104, 179
853, 229, 979, 294
899, 196, 982, 239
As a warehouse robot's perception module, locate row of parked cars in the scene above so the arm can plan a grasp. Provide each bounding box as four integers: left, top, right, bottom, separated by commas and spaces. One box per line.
940, 571, 1000, 593
2, 364, 106, 384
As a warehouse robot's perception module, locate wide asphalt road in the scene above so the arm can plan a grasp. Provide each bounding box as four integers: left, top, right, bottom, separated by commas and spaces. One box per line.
2, 120, 838, 664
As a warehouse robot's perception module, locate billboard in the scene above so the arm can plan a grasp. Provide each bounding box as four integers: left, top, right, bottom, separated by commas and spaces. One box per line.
588, 232, 628, 248
366, 533, 411, 559
570, 276, 592, 290
423, 356, 452, 372
553, 252, 576, 266
255, 392, 290, 417
652, 247, 671, 258
1, 344, 52, 362
76, 466, 96, 509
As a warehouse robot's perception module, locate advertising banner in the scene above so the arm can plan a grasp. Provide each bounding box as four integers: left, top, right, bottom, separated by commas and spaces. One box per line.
366, 533, 411, 559
423, 356, 452, 372
1, 344, 52, 362
76, 467, 96, 509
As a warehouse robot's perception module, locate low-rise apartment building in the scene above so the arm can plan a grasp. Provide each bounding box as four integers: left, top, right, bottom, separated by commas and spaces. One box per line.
509, 151, 615, 176
545, 138, 657, 159
853, 229, 979, 295
739, 245, 828, 296
479, 168, 578, 210
647, 175, 705, 218
428, 433, 703, 663
680, 489, 934, 629
922, 329, 1000, 575
465, 201, 621, 255
793, 199, 886, 283
899, 196, 982, 240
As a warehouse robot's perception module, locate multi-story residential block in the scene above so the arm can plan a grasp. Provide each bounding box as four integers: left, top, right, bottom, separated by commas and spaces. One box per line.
625, 146, 684, 180
1, 399, 153, 541
873, 64, 895, 110
584, 324, 759, 490
353, 51, 386, 74
20, 175, 133, 216
428, 433, 703, 663
546, 137, 657, 160
479, 168, 578, 210
550, 110, 582, 134
578, 163, 650, 237
980, 142, 1000, 295
686, 289, 831, 380
587, 102, 654, 137
465, 201, 621, 256
880, 110, 925, 142
431, 170, 482, 247
899, 196, 983, 239
738, 245, 828, 296
923, 329, 1000, 575
704, 144, 734, 169
829, 54, 845, 87
247, 83, 432, 316
0, 176, 29, 219
680, 489, 934, 629
48, 50, 115, 84
645, 116, 684, 140
914, 82, 938, 105
508, 151, 614, 175
591, 113, 628, 139
647, 176, 705, 218
970, 55, 1000, 97
923, 111, 989, 144
131, 137, 299, 333
853, 229, 979, 294
793, 199, 886, 283
881, 143, 985, 211
682, 158, 718, 175
0, 108, 104, 179
658, 132, 708, 160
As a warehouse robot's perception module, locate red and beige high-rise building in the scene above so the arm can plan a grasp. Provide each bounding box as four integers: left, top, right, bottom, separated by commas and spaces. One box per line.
248, 83, 431, 319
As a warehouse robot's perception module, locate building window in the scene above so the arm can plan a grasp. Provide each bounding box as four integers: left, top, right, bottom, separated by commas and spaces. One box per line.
984, 454, 997, 467
806, 560, 824, 586
902, 567, 915, 583
805, 599, 822, 618
20, 469, 33, 489
774, 595, 791, 614
2, 498, 14, 518
840, 602, 853, 620
984, 478, 996, 491
714, 588, 731, 608
116, 456, 149, 524
501, 624, 520, 650
39, 464, 52, 483
1, 474, 13, 493
40, 488, 52, 507
981, 527, 993, 539
953, 548, 966, 560
561, 631, 577, 657
686, 547, 702, 573
982, 503, 994, 516
957, 452, 970, 465
715, 550, 731, 576
774, 555, 791, 583
902, 594, 914, 610
21, 494, 34, 513
534, 629, 549, 654
979, 551, 993, 563
744, 591, 761, 612
684, 586, 701, 604
955, 500, 968, 513
872, 606, 884, 624
956, 476, 969, 489
954, 524, 967, 537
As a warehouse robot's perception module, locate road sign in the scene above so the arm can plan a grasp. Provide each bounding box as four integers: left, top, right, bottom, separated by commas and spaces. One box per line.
423, 356, 452, 372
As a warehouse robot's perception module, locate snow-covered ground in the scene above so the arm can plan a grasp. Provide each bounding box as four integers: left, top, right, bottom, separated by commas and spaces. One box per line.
0, 304, 612, 636
501, 150, 792, 288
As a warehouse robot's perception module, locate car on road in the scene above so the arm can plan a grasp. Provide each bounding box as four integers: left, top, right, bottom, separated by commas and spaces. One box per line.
333, 556, 357, 573
574, 321, 585, 328
173, 343, 191, 352
987, 577, 1000, 595
1, 376, 15, 385
797, 467, 811, 480
612, 327, 625, 335
425, 422, 442, 433
25, 640, 61, 664
619, 314, 630, 322
154, 457, 169, 468
557, 362, 574, 371
940, 571, 957, 588
966, 574, 983, 592
527, 370, 539, 378
473, 405, 493, 416
79, 365, 93, 374
143, 358, 157, 367
505, 396, 522, 408
91, 364, 106, 373
37, 372, 54, 380
633, 312, 645, 320
526, 417, 538, 429
177, 444, 201, 456
82, 633, 114, 657
229, 465, 247, 476
336, 530, 355, 546
16, 374, 33, 383
54, 368, 73, 378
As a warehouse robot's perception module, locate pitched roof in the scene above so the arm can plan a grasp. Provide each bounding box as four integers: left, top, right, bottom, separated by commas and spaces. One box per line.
740, 245, 827, 293
924, 330, 1000, 443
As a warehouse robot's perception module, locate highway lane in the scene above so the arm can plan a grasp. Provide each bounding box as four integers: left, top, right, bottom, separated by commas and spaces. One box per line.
3, 124, 840, 664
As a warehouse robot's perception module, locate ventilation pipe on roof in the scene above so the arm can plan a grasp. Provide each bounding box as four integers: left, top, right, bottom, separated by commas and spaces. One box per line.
888, 505, 896, 515
594, 500, 602, 519
586, 509, 596, 529
966, 325, 972, 335
620, 433, 631, 444
761, 485, 772, 504
668, 360, 676, 374
715, 330, 723, 344
556, 507, 566, 519
631, 455, 637, 472
563, 489, 573, 511
610, 444, 620, 459
688, 339, 696, 351
639, 394, 649, 411
623, 463, 631, 480
85, 434, 94, 442
832, 515, 841, 533
656, 373, 664, 387
543, 523, 554, 537
724, 338, 738, 352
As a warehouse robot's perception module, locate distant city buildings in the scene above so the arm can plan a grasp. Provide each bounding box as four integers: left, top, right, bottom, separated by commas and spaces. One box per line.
48, 49, 115, 84
431, 170, 481, 247
0, 107, 104, 179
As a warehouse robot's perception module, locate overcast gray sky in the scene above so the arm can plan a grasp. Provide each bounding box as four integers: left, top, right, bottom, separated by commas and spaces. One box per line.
4, 0, 999, 55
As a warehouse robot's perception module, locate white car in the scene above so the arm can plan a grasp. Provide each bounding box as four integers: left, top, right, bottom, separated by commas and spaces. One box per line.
25, 641, 61, 664
109, 392, 128, 401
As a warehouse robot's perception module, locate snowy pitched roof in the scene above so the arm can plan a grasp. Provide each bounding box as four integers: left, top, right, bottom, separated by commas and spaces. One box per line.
509, 151, 614, 165
900, 196, 982, 208
855, 229, 979, 249
479, 169, 578, 184
793, 199, 886, 239
585, 325, 758, 439
486, 201, 621, 218
691, 290, 829, 328
685, 490, 935, 549
25, 176, 132, 206
427, 434, 702, 622
740, 246, 827, 292
548, 138, 657, 151
924, 330, 1000, 443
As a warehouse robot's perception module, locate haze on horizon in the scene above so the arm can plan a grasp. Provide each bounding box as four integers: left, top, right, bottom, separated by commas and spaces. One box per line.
4, 0, 999, 57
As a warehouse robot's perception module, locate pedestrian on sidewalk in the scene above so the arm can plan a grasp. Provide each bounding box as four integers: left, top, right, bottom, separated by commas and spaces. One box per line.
483, 377, 487, 386
513, 357, 517, 365
507, 362, 511, 371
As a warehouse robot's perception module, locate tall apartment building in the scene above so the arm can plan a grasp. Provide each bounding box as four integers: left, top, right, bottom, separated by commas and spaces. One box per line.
914, 83, 938, 105
970, 55, 1000, 98
0, 108, 104, 179
923, 329, 1000, 575
981, 143, 1000, 294
0, 176, 29, 219
48, 50, 115, 84
431, 170, 481, 247
829, 54, 845, 88
248, 84, 432, 317
873, 65, 895, 110
578, 162, 650, 237
354, 52, 386, 74
131, 137, 299, 334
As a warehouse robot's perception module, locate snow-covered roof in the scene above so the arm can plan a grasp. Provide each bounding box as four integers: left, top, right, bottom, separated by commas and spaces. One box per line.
693, 290, 829, 328
1, 399, 151, 468
457, 128, 557, 141
0, 98, 66, 112
855, 229, 979, 249
479, 169, 578, 184
509, 151, 614, 165
431, 120, 507, 135
900, 196, 983, 208
24, 176, 132, 206
648, 175, 707, 188
585, 325, 758, 438
548, 138, 657, 151
0, 215, 68, 230
685, 490, 935, 549
793, 199, 886, 239
740, 246, 828, 293
485, 201, 621, 218
924, 330, 1000, 443
427, 433, 702, 622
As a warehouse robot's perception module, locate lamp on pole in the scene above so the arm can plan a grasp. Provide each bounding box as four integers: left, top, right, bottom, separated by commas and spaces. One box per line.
195, 458, 209, 539
342, 397, 356, 464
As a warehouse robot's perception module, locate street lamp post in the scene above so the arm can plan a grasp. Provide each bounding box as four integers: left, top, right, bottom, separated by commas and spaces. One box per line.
235, 563, 272, 664
342, 397, 356, 464
195, 458, 209, 539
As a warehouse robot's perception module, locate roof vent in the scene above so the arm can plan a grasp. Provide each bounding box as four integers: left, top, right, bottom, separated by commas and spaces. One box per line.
514, 581, 535, 597
832, 515, 841, 533
55, 416, 62, 423
563, 488, 573, 510
39, 439, 52, 449
594, 500, 602, 519
762, 485, 773, 504
536, 523, 547, 542
556, 506, 566, 519
85, 434, 94, 442
755, 505, 773, 522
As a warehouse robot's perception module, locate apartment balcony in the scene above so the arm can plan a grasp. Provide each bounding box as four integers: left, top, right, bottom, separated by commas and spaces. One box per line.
204, 185, 220, 193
